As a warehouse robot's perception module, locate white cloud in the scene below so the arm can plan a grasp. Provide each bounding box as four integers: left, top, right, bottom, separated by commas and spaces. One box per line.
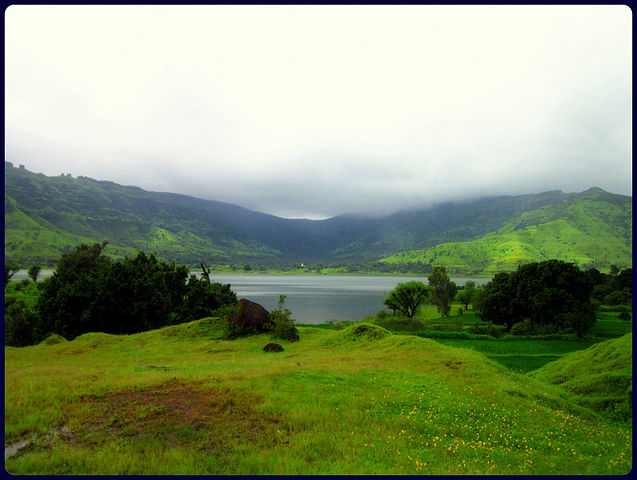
5, 5, 632, 218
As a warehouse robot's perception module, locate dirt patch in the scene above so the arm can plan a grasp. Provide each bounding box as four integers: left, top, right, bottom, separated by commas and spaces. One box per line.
353, 325, 369, 334
444, 359, 464, 370
207, 348, 236, 354
66, 379, 283, 453
134, 366, 179, 371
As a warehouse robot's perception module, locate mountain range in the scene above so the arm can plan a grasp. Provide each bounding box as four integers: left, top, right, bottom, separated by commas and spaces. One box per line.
4, 162, 632, 273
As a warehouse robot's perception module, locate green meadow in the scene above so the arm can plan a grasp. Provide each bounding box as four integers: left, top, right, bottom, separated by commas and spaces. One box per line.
4, 316, 632, 475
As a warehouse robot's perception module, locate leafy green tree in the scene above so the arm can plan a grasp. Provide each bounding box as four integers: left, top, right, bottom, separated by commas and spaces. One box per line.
27, 265, 42, 283
5, 262, 21, 286
428, 267, 457, 317
36, 243, 111, 339
179, 274, 237, 323
456, 280, 476, 310
383, 281, 430, 319
4, 300, 40, 346
36, 243, 237, 340
477, 260, 596, 337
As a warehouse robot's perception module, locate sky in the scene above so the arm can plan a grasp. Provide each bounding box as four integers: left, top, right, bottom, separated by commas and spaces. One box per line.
5, 5, 632, 219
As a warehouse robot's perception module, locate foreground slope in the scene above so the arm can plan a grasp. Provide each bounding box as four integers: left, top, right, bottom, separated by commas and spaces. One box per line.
380, 188, 632, 273
529, 333, 632, 420
4, 320, 631, 475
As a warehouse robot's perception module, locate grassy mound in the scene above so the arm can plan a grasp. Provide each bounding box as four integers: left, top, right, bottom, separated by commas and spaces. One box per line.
158, 317, 226, 339
39, 333, 67, 345
323, 322, 391, 345
529, 333, 632, 421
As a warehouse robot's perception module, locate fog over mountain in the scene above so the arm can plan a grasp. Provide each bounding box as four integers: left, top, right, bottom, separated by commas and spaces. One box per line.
5, 5, 631, 219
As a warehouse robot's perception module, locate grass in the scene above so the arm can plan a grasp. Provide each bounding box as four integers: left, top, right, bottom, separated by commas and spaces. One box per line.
364, 302, 631, 373
529, 333, 633, 422
4, 319, 632, 475
4, 281, 41, 308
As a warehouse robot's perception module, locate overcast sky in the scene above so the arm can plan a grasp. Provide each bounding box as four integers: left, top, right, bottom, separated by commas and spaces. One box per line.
5, 5, 632, 219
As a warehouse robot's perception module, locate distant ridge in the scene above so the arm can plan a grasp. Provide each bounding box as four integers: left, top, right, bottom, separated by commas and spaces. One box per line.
4, 162, 632, 272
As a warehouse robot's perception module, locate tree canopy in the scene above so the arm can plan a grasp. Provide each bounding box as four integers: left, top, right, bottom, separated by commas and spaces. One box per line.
36, 243, 237, 340
476, 260, 596, 336
384, 281, 430, 319
428, 266, 457, 317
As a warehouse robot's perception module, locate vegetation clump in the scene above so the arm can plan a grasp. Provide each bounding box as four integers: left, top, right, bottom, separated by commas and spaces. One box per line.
383, 281, 430, 318
4, 243, 237, 345
39, 333, 67, 345
428, 266, 458, 317
325, 323, 391, 345
269, 295, 299, 342
475, 260, 597, 337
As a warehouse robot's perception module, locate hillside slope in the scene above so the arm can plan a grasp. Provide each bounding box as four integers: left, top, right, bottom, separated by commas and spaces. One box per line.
380, 188, 632, 273
4, 319, 632, 474
4, 163, 631, 270
529, 333, 632, 421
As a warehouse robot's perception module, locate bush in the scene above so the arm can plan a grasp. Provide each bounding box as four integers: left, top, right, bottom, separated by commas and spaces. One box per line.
269, 295, 298, 341
510, 320, 533, 336
216, 304, 251, 340
603, 290, 632, 306
4, 300, 41, 347
617, 312, 631, 321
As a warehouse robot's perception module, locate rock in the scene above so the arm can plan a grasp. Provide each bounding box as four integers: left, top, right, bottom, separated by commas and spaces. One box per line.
228, 299, 272, 333
263, 343, 284, 352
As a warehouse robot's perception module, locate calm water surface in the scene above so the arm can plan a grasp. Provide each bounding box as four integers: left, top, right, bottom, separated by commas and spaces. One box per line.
207, 274, 489, 324
12, 271, 489, 324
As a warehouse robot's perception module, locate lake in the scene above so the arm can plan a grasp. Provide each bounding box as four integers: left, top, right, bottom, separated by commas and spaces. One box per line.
11, 271, 489, 324
206, 274, 489, 324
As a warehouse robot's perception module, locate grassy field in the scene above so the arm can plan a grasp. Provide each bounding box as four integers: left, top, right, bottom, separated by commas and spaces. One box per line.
4, 318, 632, 475
365, 303, 632, 373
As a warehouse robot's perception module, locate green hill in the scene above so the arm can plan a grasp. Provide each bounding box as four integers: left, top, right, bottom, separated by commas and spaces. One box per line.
4, 319, 631, 474
529, 333, 632, 421
4, 163, 632, 271
380, 188, 632, 273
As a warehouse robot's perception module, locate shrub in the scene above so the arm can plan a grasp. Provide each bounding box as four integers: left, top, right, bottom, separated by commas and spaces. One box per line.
617, 312, 631, 321
269, 295, 298, 341
603, 290, 632, 306
4, 300, 41, 347
216, 304, 249, 340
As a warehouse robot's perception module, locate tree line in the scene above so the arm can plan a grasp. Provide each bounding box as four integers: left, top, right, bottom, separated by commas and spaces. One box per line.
5, 243, 237, 346
383, 260, 631, 337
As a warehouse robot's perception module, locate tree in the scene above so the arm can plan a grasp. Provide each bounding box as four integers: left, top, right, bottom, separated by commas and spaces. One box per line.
36, 243, 237, 340
383, 281, 430, 319
28, 265, 42, 283
4, 300, 40, 346
477, 260, 596, 337
456, 280, 476, 310
428, 267, 457, 317
5, 262, 21, 286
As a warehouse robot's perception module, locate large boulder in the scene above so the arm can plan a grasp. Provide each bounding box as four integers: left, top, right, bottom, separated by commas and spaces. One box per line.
228, 299, 272, 333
